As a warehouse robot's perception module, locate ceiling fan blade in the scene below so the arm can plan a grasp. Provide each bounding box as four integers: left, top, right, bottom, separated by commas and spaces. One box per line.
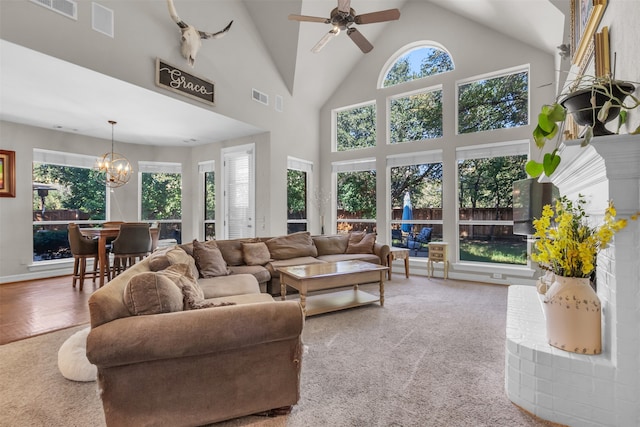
354, 9, 400, 25
312, 28, 340, 53
337, 0, 351, 14
347, 28, 373, 53
288, 14, 330, 24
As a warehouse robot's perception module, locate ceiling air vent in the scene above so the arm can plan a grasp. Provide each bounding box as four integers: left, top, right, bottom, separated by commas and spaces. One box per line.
30, 0, 78, 20
92, 2, 114, 38
252, 89, 269, 106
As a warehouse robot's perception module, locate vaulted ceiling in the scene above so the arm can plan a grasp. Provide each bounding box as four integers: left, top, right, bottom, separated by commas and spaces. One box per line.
0, 0, 568, 146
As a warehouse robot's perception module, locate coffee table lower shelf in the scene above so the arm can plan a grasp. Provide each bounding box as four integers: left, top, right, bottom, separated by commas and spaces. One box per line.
301, 289, 380, 316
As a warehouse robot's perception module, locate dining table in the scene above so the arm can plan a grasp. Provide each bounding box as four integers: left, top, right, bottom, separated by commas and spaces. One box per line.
80, 226, 159, 286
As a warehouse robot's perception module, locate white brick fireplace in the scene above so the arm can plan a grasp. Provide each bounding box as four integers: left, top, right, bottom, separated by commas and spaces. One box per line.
505, 134, 640, 426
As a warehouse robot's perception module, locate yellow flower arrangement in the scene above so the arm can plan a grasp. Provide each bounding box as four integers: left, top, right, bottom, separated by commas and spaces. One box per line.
531, 196, 629, 278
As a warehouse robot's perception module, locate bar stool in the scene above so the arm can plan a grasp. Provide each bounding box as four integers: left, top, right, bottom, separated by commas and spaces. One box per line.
68, 223, 100, 291
111, 223, 152, 277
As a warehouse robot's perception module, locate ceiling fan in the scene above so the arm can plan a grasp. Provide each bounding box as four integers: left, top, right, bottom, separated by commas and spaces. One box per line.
288, 0, 400, 54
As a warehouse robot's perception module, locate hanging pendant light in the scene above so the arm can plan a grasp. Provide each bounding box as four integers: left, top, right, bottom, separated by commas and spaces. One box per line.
94, 120, 133, 188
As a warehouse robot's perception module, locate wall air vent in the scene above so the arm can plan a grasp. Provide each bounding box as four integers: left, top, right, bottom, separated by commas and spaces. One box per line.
92, 2, 114, 38
30, 0, 78, 20
275, 95, 283, 113
252, 88, 269, 106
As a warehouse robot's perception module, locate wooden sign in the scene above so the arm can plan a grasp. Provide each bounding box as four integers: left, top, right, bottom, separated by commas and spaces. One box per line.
155, 58, 215, 105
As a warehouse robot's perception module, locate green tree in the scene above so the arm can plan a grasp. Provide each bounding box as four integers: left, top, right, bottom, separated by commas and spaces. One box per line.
32, 164, 106, 219
390, 163, 442, 208
337, 171, 376, 218
458, 71, 528, 134
458, 155, 527, 209
204, 171, 215, 220
336, 104, 376, 151
383, 47, 454, 87
141, 173, 182, 220
390, 90, 443, 143
287, 169, 306, 219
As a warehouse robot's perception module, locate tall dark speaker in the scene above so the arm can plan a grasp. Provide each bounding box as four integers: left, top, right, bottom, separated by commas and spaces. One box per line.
513, 178, 559, 236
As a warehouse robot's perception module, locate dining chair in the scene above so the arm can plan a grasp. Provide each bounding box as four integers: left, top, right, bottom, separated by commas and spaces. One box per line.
111, 223, 152, 277
68, 223, 101, 291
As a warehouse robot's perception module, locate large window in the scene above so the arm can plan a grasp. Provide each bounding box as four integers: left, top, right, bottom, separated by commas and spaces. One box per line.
335, 102, 376, 152
334, 159, 377, 233
32, 149, 106, 262
388, 152, 443, 257
382, 45, 454, 88
457, 68, 529, 134
457, 143, 528, 265
389, 87, 443, 143
199, 161, 215, 240
287, 157, 312, 234
139, 161, 182, 244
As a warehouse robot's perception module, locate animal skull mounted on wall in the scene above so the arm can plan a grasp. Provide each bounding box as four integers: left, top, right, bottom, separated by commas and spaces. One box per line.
166, 0, 233, 67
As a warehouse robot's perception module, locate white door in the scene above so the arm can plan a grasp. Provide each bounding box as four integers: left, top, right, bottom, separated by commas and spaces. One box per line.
222, 144, 255, 239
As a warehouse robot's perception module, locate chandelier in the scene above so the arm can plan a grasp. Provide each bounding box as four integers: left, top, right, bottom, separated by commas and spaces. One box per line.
94, 120, 133, 188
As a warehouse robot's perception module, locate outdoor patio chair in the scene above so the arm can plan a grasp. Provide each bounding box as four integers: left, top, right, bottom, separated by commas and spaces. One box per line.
391, 229, 406, 247
407, 227, 432, 256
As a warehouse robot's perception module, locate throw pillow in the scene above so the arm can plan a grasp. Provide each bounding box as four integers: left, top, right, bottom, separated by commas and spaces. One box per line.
192, 239, 230, 278
123, 271, 183, 316
345, 231, 376, 254
265, 231, 318, 260
216, 238, 255, 266
242, 242, 271, 266
147, 246, 173, 272
312, 235, 349, 255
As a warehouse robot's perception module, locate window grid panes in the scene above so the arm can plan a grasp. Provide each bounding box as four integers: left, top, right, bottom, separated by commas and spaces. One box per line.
457, 154, 528, 265
287, 169, 308, 234
336, 170, 377, 233
32, 162, 107, 261
383, 46, 454, 87
457, 70, 529, 134
204, 170, 215, 240
390, 162, 443, 257
389, 88, 443, 143
335, 103, 376, 152
141, 172, 182, 244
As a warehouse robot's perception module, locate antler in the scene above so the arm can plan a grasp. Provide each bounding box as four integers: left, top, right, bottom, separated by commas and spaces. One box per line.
166, 0, 233, 67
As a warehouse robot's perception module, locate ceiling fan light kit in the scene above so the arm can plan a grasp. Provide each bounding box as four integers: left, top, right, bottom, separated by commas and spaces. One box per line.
289, 0, 400, 53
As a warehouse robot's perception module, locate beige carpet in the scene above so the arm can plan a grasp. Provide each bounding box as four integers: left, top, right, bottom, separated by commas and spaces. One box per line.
0, 275, 554, 427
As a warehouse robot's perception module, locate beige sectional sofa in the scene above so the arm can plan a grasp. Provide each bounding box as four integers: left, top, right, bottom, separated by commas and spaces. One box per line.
86, 230, 387, 426
193, 231, 390, 295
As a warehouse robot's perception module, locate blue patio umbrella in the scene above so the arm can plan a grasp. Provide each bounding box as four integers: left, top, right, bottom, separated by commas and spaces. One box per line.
401, 191, 413, 233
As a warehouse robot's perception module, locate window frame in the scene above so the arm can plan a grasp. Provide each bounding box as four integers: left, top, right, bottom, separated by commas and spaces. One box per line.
333, 100, 377, 153
138, 160, 183, 243
387, 84, 444, 145
199, 160, 215, 240
378, 41, 454, 88
286, 157, 312, 234
455, 64, 530, 135
455, 140, 530, 267
332, 158, 377, 234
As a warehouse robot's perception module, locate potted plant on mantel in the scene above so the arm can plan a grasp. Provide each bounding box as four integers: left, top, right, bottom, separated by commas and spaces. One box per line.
526, 75, 640, 179
531, 195, 636, 354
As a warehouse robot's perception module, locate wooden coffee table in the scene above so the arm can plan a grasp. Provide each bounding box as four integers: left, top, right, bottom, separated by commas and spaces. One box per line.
279, 260, 388, 316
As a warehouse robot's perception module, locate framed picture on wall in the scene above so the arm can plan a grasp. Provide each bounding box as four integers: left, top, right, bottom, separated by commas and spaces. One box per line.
0, 149, 16, 198
571, 0, 608, 73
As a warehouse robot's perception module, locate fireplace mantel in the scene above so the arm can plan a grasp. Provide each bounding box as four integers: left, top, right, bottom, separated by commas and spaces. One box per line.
506, 134, 640, 426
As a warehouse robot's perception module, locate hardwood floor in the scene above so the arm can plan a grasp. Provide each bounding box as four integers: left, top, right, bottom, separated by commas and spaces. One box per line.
0, 275, 95, 345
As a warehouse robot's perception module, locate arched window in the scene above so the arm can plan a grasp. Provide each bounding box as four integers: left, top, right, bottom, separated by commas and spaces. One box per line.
381, 43, 454, 88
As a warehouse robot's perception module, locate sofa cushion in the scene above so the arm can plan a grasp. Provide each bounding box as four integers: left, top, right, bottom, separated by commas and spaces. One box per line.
228, 265, 271, 284
346, 231, 376, 254
312, 235, 349, 255
216, 238, 256, 266
242, 242, 271, 266
123, 271, 184, 316
192, 239, 230, 278
199, 273, 261, 298
266, 231, 318, 260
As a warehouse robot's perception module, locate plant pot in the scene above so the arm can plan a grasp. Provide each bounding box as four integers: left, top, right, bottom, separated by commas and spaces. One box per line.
560, 81, 635, 136
543, 275, 602, 354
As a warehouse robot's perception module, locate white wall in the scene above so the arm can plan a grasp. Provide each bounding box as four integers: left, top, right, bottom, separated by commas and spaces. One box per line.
0, 0, 320, 282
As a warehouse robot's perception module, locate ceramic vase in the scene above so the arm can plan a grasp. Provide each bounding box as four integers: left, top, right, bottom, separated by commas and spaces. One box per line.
543, 275, 602, 355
